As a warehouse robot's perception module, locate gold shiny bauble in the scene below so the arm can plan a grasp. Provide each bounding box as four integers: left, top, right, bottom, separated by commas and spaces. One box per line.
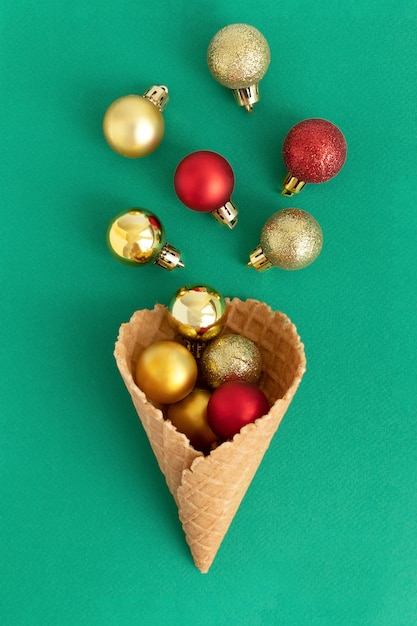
103, 94, 165, 158
167, 389, 218, 452
168, 284, 227, 355
207, 23, 270, 89
107, 209, 165, 266
200, 334, 262, 388
135, 340, 198, 405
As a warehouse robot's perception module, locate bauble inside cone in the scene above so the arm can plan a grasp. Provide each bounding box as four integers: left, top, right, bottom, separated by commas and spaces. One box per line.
114, 298, 306, 572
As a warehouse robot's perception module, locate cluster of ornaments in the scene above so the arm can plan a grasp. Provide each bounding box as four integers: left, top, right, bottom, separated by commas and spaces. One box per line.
102, 23, 347, 275
134, 284, 269, 453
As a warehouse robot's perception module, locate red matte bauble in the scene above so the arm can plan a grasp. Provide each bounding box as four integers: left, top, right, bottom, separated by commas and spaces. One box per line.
206, 381, 270, 441
174, 150, 235, 212
282, 118, 347, 184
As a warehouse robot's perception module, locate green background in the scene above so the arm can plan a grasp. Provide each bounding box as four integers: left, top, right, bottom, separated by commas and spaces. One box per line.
2, 1, 417, 624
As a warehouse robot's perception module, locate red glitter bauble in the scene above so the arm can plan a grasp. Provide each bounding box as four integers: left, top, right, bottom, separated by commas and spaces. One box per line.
206, 380, 270, 441
174, 150, 235, 212
282, 118, 347, 184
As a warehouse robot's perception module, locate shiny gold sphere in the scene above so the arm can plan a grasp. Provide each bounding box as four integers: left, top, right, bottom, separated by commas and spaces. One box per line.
167, 389, 218, 452
168, 284, 227, 343
207, 23, 270, 89
103, 94, 165, 158
107, 209, 165, 266
200, 334, 262, 388
135, 340, 198, 405
261, 208, 323, 270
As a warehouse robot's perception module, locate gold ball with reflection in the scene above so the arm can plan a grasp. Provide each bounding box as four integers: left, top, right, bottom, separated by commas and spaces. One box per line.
135, 341, 198, 404
167, 389, 218, 452
103, 94, 165, 158
168, 284, 227, 343
107, 209, 165, 266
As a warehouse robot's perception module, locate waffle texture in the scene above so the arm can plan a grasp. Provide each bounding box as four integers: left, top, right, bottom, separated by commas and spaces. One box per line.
114, 298, 306, 572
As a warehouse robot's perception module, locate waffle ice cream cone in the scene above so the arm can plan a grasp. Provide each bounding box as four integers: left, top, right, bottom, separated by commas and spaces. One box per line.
114, 298, 306, 573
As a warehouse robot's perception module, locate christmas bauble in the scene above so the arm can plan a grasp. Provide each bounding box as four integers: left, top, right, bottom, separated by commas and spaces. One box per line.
200, 334, 262, 388
107, 208, 165, 265
135, 340, 198, 404
168, 284, 227, 357
103, 86, 168, 158
174, 151, 234, 213
207, 23, 270, 113
282, 118, 347, 192
106, 208, 184, 271
207, 24, 270, 90
167, 389, 218, 452
262, 208, 323, 270
248, 208, 323, 272
207, 381, 270, 440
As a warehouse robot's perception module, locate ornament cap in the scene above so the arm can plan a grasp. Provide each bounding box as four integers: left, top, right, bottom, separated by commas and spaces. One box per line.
210, 200, 239, 229
182, 338, 209, 360
143, 85, 169, 111
232, 84, 260, 113
281, 172, 306, 197
247, 245, 273, 272
154, 242, 184, 271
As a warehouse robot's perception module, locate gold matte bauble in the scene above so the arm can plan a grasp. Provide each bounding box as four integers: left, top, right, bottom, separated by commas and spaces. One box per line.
135, 340, 198, 404
200, 334, 262, 388
167, 389, 218, 452
103, 94, 165, 158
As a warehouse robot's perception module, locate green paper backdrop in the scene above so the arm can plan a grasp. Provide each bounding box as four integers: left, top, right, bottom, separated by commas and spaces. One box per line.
2, 1, 417, 624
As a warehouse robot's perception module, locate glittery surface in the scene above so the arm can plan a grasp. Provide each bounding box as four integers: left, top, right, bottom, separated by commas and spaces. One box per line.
207, 24, 270, 89
200, 333, 262, 388
282, 118, 347, 184
261, 208, 323, 270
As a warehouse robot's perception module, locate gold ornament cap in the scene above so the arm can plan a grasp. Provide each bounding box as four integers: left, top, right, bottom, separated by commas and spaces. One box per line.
107, 208, 184, 271
281, 172, 307, 197
211, 201, 239, 229
248, 208, 323, 271
142, 85, 169, 111
168, 284, 227, 358
247, 245, 274, 272
207, 23, 270, 113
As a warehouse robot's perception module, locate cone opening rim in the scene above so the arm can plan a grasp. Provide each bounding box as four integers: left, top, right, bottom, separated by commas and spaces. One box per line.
114, 297, 306, 460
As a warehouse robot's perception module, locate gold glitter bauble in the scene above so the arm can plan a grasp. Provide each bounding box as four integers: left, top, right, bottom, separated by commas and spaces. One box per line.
135, 340, 198, 405
200, 334, 262, 388
207, 23, 270, 90
261, 208, 323, 270
167, 389, 218, 452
